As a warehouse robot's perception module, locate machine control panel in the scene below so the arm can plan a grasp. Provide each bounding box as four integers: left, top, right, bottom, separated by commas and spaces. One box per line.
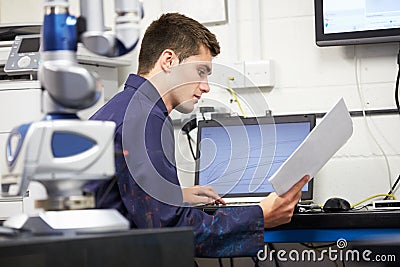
4, 34, 40, 75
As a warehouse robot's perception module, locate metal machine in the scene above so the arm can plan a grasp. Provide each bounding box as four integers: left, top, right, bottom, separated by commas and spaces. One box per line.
2, 0, 142, 233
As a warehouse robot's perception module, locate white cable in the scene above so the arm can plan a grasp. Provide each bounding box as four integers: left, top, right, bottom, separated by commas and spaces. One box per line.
354, 46, 393, 188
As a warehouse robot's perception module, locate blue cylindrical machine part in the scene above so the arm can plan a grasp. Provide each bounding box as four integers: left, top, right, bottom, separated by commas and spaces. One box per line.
42, 13, 77, 51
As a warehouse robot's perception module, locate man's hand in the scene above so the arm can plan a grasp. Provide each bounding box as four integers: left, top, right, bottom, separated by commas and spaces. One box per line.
259, 175, 310, 228
182, 185, 226, 206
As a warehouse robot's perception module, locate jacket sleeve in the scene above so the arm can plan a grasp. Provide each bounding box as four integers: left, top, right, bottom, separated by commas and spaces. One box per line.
117, 152, 264, 257
116, 114, 265, 257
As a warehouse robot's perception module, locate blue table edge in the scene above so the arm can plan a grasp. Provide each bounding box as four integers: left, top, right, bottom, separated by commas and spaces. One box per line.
264, 228, 400, 243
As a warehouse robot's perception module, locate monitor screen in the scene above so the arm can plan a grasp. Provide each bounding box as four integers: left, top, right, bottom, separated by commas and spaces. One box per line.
315, 0, 400, 46
18, 37, 40, 53
195, 115, 315, 200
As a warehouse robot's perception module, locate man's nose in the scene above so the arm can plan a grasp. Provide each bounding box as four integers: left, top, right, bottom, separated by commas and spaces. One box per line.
199, 79, 210, 93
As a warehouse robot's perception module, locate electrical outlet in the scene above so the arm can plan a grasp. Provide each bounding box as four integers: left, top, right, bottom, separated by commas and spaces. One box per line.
244, 60, 274, 88
210, 61, 245, 89
211, 60, 274, 89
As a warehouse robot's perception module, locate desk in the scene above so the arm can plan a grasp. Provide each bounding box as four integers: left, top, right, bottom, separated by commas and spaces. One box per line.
0, 227, 194, 267
263, 211, 400, 266
199, 206, 400, 243
264, 210, 400, 243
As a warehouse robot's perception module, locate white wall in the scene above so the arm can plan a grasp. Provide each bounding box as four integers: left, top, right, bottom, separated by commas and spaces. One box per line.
1, 0, 399, 207
0, 0, 115, 25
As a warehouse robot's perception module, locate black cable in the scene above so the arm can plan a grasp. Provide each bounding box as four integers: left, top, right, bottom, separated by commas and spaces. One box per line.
395, 43, 400, 114
352, 203, 372, 211
268, 243, 280, 267
194, 259, 199, 267
97, 176, 117, 207
186, 133, 197, 160
251, 257, 260, 267
96, 149, 129, 207
218, 258, 224, 267
230, 258, 234, 267
301, 242, 343, 266
181, 118, 198, 160
395, 68, 400, 113
384, 173, 400, 200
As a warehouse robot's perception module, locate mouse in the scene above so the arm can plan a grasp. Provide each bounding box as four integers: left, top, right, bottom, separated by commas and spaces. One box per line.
323, 197, 351, 212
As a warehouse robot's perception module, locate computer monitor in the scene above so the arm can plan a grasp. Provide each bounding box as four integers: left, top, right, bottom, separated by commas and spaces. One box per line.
195, 115, 315, 200
315, 0, 400, 46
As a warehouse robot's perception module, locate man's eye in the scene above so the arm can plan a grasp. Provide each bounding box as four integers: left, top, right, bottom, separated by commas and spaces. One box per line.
198, 69, 206, 77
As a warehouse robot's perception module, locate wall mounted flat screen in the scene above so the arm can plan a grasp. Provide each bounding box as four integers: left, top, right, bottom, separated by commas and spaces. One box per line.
315, 0, 400, 46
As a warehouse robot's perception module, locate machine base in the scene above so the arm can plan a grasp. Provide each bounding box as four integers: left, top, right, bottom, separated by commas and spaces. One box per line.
3, 209, 129, 235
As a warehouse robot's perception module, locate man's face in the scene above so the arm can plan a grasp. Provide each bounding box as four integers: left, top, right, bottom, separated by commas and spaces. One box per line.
169, 46, 212, 113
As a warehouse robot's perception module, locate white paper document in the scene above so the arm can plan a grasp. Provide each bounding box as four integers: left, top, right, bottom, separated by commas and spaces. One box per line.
268, 98, 353, 196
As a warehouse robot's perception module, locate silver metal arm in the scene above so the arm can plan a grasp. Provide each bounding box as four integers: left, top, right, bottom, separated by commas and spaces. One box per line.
3, 0, 142, 203
40, 50, 101, 112
80, 0, 142, 57
40, 0, 142, 113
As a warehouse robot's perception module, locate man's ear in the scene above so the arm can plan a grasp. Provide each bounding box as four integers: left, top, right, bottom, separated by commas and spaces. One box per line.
159, 49, 177, 72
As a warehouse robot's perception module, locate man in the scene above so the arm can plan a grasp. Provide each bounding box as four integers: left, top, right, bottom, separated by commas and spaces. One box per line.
89, 13, 309, 257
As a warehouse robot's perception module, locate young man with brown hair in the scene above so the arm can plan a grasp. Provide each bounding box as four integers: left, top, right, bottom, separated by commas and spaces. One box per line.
89, 13, 309, 257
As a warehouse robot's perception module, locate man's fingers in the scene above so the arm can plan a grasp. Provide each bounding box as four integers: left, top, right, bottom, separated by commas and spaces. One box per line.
195, 186, 222, 201
188, 185, 225, 205
282, 175, 310, 199
215, 198, 226, 205
193, 195, 213, 204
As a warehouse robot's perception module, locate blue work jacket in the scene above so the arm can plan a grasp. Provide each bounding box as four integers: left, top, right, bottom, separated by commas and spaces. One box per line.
88, 74, 265, 257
